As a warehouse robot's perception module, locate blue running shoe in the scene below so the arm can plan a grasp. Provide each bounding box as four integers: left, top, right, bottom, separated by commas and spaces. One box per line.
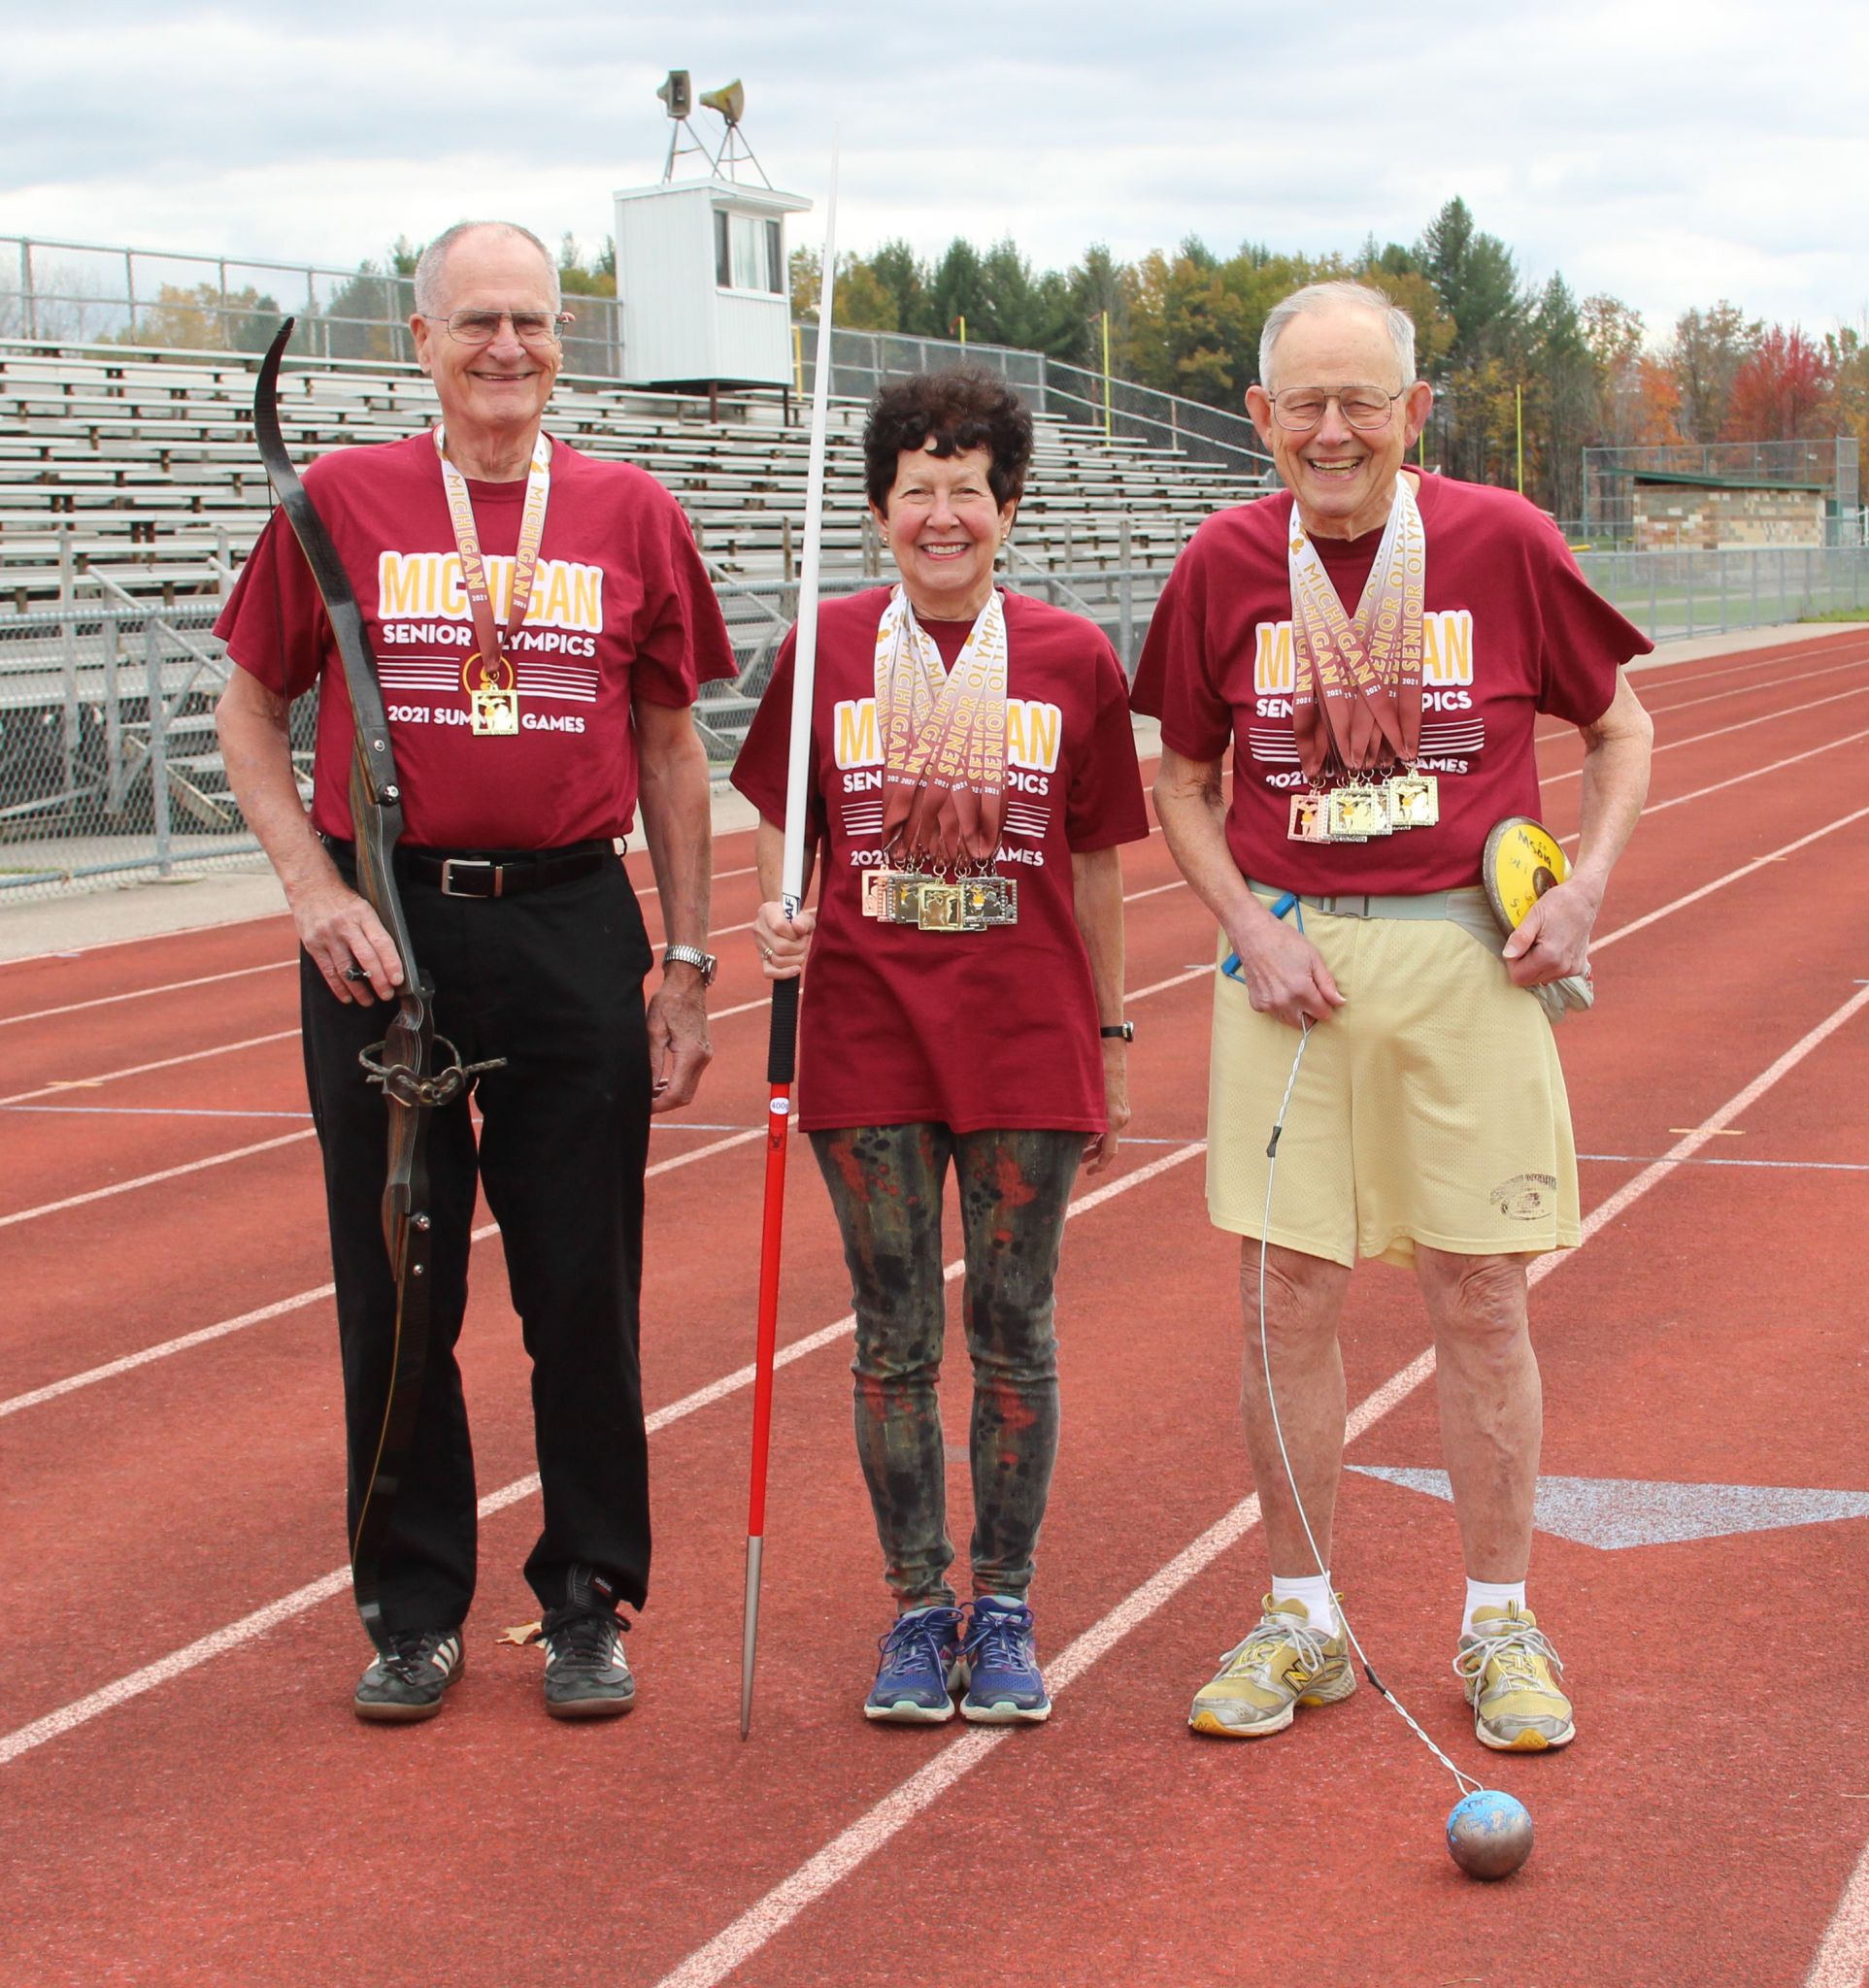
865, 1605, 966, 1723
959, 1596, 1051, 1724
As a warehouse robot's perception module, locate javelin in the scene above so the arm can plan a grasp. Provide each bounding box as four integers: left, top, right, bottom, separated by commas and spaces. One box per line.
740, 146, 839, 1740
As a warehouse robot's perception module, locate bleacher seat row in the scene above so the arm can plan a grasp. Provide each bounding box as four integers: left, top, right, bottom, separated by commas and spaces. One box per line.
0, 338, 1269, 615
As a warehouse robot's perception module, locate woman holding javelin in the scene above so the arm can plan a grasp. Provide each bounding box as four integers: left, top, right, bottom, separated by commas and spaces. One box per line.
731, 368, 1150, 1723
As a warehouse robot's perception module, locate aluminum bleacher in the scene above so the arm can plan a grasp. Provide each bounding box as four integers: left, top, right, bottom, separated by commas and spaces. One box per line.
0, 336, 1268, 613
0, 337, 1270, 855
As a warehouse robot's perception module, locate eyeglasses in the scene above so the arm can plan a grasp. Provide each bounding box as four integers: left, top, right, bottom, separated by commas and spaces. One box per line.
1266, 386, 1405, 433
428, 310, 573, 348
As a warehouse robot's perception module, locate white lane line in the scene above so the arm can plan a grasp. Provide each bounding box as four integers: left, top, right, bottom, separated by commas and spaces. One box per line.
1, 1105, 312, 1119
709, 879, 1189, 1024
0, 959, 292, 1029
1806, 1833, 1869, 1988
1559, 729, 1869, 856
648, 983, 1869, 1988
0, 1142, 1203, 1765
0, 1029, 300, 1109
1581, 1151, 1869, 1173
1591, 807, 1869, 953
0, 1129, 764, 1423
0, 1130, 318, 1231
1541, 683, 1869, 788
1534, 644, 1869, 745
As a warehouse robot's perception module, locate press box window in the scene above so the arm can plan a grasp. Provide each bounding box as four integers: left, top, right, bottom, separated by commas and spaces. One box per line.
714, 211, 784, 295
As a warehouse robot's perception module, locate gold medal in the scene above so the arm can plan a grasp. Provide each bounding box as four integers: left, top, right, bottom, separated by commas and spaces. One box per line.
1386, 773, 1439, 828
464, 650, 520, 737
1328, 783, 1391, 840
437, 426, 551, 740
916, 881, 965, 931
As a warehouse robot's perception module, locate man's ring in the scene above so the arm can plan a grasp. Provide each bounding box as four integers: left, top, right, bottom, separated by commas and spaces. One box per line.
343, 962, 369, 983
758, 944, 773, 963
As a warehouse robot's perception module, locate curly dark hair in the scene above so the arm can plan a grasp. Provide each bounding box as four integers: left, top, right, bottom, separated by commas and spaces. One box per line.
862, 367, 1035, 514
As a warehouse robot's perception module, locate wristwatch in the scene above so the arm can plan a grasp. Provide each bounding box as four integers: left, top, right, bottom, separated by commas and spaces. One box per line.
1100, 1021, 1134, 1043
662, 943, 718, 987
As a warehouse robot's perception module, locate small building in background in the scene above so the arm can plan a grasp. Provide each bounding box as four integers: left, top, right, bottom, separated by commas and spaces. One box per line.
613, 179, 810, 393
1631, 470, 1826, 551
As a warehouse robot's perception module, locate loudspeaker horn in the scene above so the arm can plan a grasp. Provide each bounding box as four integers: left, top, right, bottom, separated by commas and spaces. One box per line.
700, 80, 745, 125
656, 69, 692, 117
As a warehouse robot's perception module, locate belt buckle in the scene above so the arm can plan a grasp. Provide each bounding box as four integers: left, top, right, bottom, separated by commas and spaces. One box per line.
440, 857, 500, 899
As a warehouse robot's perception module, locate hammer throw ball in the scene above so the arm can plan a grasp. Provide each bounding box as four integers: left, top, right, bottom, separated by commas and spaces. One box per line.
1446, 1788, 1534, 1879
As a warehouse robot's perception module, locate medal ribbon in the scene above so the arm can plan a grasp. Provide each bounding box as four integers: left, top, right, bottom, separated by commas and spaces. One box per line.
433, 424, 553, 703
1287, 478, 1425, 780
873, 584, 1009, 869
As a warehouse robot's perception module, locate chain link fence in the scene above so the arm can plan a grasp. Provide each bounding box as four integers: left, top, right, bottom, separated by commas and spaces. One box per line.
5, 543, 1863, 909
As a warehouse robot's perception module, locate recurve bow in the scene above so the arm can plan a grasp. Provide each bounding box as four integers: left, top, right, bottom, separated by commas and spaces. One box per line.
252, 319, 497, 1645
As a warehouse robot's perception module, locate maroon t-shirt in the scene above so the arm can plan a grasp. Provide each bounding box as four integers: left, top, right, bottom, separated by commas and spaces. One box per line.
1130, 474, 1652, 893
216, 433, 737, 847
731, 587, 1151, 1134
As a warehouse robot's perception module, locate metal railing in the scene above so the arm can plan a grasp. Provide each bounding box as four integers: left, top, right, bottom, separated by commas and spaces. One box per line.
1, 232, 624, 380
2, 231, 1268, 475
5, 534, 1863, 908
796, 324, 1273, 476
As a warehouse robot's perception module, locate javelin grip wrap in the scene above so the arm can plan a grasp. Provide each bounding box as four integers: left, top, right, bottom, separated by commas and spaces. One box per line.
766, 974, 800, 1085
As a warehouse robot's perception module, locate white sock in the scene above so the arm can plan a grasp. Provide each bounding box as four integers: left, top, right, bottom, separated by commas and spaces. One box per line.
1271, 1573, 1338, 1635
1463, 1577, 1526, 1639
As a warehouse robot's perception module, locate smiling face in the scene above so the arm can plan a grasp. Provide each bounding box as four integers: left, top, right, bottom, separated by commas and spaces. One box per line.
875, 442, 1016, 620
409, 227, 561, 460
1246, 304, 1432, 541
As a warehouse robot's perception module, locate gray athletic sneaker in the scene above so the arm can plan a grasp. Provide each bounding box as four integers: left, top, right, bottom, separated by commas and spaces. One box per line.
353, 1630, 463, 1723
540, 1566, 636, 1720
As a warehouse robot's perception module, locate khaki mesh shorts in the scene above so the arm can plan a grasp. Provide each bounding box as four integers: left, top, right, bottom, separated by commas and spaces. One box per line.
1206, 892, 1581, 1268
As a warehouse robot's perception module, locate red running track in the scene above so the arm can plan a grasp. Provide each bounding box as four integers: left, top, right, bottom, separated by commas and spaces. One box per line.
0, 630, 1866, 1987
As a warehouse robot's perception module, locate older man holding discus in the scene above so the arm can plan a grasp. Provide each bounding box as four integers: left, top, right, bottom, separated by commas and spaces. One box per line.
1131, 280, 1653, 1751
216, 220, 735, 1722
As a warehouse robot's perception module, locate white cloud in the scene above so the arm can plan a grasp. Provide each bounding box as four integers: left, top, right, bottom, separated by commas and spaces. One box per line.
2, 0, 1864, 339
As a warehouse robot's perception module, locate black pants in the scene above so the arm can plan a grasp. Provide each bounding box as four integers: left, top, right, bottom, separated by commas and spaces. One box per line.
300, 853, 654, 1637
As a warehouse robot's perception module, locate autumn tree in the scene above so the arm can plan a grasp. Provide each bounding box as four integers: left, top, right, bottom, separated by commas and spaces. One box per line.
1721, 326, 1836, 442
125, 282, 283, 353
1670, 303, 1759, 443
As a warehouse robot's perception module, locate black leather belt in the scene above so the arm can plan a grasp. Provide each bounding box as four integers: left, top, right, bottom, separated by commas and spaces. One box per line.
323, 838, 611, 900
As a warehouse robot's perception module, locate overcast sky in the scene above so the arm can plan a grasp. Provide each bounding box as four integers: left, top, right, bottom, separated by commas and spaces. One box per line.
3, 0, 1864, 344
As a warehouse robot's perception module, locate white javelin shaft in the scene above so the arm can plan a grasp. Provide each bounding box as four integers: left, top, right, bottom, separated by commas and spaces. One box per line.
779, 150, 840, 920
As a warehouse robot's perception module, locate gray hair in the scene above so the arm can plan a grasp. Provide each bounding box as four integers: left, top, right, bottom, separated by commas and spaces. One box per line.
1258, 280, 1417, 389
413, 220, 560, 317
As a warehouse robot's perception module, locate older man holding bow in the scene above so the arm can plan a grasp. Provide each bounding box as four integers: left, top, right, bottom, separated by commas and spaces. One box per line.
216, 219, 735, 1723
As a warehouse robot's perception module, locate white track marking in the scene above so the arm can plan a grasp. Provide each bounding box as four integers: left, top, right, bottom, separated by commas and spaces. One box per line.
711, 879, 1188, 1021
1592, 807, 1869, 952
0, 960, 292, 1029
0, 1129, 763, 1422
1806, 1833, 1869, 1987
0, 1130, 317, 1230
0, 1028, 300, 1108
1560, 729, 1869, 854
6, 793, 1852, 1412
0, 1143, 1203, 1764
646, 985, 1869, 1988
1533, 641, 1869, 744
1540, 683, 1869, 788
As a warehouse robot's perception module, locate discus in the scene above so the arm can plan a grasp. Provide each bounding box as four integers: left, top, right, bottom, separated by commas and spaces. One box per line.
1481, 816, 1569, 937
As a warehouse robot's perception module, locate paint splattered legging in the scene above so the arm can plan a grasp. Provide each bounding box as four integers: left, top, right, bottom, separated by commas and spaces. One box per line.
810, 1123, 1083, 1609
